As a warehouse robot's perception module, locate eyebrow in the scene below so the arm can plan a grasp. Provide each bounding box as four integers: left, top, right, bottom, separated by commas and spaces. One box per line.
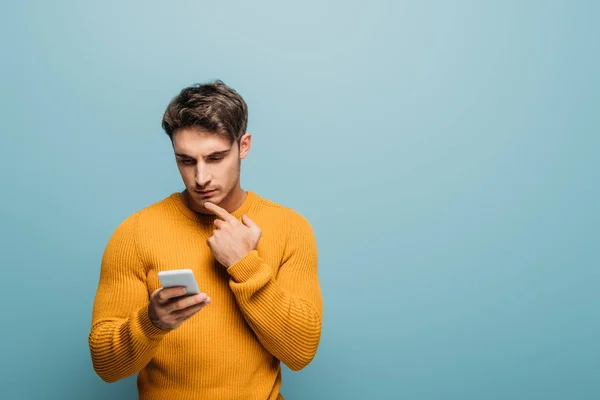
175, 148, 232, 159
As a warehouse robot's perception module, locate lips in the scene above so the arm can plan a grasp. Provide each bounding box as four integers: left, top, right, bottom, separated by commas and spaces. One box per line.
195, 189, 216, 196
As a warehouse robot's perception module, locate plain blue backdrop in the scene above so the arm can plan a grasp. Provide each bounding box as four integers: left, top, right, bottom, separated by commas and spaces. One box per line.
1, 1, 598, 399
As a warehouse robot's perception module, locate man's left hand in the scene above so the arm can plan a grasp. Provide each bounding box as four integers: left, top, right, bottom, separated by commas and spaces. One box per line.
204, 202, 262, 268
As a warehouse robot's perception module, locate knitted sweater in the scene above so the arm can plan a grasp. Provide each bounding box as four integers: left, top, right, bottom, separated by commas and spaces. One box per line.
89, 191, 323, 399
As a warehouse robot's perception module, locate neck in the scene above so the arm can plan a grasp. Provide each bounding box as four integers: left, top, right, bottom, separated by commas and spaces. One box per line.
220, 186, 247, 213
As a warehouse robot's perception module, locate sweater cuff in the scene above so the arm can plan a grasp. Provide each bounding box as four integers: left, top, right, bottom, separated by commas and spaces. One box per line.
227, 250, 269, 282
134, 304, 170, 341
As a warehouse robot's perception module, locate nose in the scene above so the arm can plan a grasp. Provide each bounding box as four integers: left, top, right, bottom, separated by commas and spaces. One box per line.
195, 163, 211, 187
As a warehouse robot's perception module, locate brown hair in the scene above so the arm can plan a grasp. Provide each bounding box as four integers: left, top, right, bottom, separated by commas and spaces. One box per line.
161, 80, 248, 144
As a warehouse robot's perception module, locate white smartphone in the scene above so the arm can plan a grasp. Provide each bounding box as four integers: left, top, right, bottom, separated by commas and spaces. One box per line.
157, 269, 201, 296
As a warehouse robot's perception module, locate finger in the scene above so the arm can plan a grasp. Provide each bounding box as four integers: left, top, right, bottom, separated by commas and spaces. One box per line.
242, 214, 259, 231
155, 286, 188, 303
213, 219, 224, 229
166, 293, 208, 313
172, 297, 211, 320
242, 215, 262, 238
204, 202, 234, 222
166, 293, 209, 313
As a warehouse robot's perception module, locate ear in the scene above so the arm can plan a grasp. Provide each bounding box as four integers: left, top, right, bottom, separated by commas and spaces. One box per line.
238, 132, 252, 159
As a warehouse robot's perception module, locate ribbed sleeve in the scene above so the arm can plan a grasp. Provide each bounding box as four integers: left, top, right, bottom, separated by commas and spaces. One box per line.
227, 211, 323, 371
88, 212, 168, 383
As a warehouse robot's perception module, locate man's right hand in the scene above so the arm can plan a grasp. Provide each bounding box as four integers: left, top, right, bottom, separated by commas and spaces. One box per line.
148, 287, 211, 331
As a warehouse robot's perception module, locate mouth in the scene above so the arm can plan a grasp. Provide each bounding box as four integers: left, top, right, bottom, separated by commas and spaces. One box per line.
194, 189, 217, 197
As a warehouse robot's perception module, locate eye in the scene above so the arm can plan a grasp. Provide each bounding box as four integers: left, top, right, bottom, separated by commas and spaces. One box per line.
208, 157, 224, 163
179, 158, 195, 165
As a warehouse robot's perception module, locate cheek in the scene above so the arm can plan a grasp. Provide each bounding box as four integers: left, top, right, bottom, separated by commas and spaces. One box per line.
214, 160, 237, 179
223, 160, 240, 182
179, 166, 195, 183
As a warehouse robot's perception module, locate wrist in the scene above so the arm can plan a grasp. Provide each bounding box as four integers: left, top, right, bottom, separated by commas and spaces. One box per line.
135, 304, 170, 341
224, 248, 254, 268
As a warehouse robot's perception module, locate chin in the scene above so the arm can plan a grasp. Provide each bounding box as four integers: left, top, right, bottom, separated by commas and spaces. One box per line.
199, 198, 217, 209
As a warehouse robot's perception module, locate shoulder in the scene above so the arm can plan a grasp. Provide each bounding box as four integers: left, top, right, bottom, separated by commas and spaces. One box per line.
137, 193, 178, 217
111, 193, 179, 234
253, 194, 318, 260
252, 192, 315, 235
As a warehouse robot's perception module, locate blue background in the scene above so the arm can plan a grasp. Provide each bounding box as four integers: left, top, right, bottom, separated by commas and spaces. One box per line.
1, 1, 598, 399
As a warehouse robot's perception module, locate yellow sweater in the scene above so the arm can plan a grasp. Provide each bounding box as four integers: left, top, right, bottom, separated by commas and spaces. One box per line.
89, 191, 323, 400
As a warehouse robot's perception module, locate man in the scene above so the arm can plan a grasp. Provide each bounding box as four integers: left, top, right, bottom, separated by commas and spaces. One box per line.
89, 80, 323, 400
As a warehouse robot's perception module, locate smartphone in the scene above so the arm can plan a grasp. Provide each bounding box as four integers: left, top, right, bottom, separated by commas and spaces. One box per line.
157, 269, 201, 296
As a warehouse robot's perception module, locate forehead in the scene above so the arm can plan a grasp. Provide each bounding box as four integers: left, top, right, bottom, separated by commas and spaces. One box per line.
172, 128, 232, 155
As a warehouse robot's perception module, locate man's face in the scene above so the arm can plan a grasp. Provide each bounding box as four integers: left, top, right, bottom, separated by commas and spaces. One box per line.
172, 128, 250, 213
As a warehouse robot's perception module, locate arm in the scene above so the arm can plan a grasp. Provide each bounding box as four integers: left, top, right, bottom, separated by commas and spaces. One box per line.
226, 212, 323, 371
88, 213, 168, 383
